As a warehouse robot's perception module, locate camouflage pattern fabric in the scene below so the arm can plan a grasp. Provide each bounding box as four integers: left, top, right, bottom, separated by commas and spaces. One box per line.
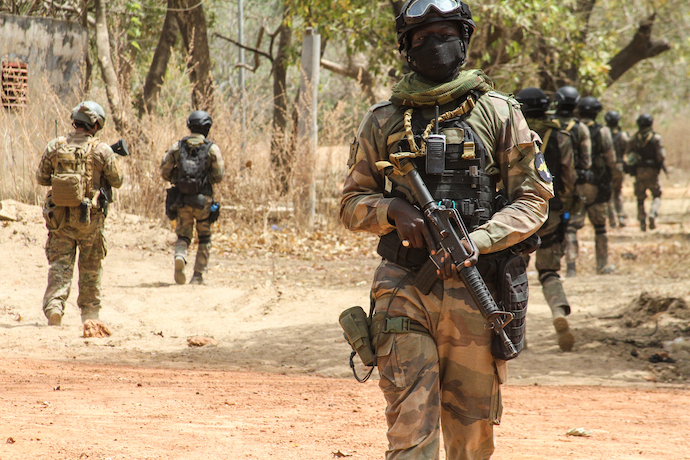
634, 167, 662, 222
340, 71, 553, 460
608, 127, 629, 226
175, 199, 213, 273
160, 133, 225, 187
161, 133, 224, 275
373, 261, 502, 460
551, 115, 592, 172
36, 131, 123, 321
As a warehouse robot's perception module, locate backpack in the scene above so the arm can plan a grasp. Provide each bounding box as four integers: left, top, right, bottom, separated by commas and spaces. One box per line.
50, 137, 96, 207
176, 137, 213, 196
586, 121, 612, 203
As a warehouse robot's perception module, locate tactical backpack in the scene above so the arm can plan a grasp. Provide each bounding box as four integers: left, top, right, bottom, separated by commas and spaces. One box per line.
631, 131, 661, 169
176, 137, 214, 196
587, 121, 612, 203
50, 137, 96, 207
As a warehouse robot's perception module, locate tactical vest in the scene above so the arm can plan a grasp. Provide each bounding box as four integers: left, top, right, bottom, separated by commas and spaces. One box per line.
610, 127, 626, 163
176, 137, 214, 196
586, 121, 612, 203
393, 103, 495, 232
50, 137, 97, 207
561, 117, 582, 169
632, 131, 660, 168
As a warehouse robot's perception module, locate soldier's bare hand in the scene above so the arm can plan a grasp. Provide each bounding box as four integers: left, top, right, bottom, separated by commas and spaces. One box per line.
388, 198, 433, 249
435, 239, 477, 281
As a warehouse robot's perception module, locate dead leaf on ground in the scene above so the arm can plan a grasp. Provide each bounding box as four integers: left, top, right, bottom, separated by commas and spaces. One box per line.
187, 336, 218, 347
83, 319, 112, 338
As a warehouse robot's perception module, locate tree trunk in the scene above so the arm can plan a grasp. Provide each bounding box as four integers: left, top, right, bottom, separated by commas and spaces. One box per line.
607, 13, 670, 83
80, 0, 92, 96
320, 55, 377, 105
138, 2, 179, 117
94, 0, 125, 134
271, 23, 292, 194
173, 0, 214, 111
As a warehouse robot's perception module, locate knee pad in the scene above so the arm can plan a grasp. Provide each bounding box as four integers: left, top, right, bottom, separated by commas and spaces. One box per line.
198, 234, 211, 245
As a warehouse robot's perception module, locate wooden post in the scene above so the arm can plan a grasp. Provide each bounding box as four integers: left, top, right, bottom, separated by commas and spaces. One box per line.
296, 27, 320, 229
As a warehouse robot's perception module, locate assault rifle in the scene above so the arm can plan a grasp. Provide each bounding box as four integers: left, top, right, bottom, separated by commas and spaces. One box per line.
381, 158, 518, 360
96, 139, 130, 217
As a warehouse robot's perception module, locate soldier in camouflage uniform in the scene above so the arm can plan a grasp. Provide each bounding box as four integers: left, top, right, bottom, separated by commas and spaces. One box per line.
516, 87, 577, 352
161, 110, 224, 285
567, 97, 617, 274
604, 110, 629, 227
550, 86, 592, 278
340, 2, 553, 458
626, 114, 665, 231
36, 101, 123, 326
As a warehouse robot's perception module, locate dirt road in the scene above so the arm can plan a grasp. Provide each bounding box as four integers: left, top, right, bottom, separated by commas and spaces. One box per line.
1, 198, 689, 459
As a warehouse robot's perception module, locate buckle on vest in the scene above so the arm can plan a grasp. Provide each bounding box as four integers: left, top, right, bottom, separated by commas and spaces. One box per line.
383, 317, 411, 334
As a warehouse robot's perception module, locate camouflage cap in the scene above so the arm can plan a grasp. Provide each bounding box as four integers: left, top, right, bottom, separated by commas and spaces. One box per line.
71, 101, 106, 131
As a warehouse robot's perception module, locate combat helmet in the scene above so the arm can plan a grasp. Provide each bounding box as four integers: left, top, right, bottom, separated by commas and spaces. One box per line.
515, 87, 550, 117
71, 101, 106, 132
577, 96, 603, 119
395, 0, 476, 52
636, 113, 653, 129
604, 110, 620, 127
553, 86, 580, 115
187, 110, 213, 136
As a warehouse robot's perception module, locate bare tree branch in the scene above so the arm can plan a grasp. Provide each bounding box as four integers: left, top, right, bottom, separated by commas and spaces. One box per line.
608, 13, 670, 83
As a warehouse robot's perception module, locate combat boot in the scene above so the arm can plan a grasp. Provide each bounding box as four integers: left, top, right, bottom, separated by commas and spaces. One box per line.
639, 220, 646, 232
553, 317, 574, 352
189, 271, 204, 285
566, 262, 577, 278
648, 216, 656, 230
174, 256, 186, 285
47, 309, 62, 326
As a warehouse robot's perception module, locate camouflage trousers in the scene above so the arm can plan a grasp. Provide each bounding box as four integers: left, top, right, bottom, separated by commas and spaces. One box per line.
175, 199, 213, 273
608, 164, 627, 226
634, 167, 662, 222
372, 261, 505, 460
565, 197, 609, 271
42, 210, 106, 319
533, 210, 570, 314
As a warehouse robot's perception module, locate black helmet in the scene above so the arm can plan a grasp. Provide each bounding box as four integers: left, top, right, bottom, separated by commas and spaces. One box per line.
187, 110, 213, 135
553, 86, 580, 109
395, 0, 476, 51
604, 110, 620, 127
637, 113, 653, 128
515, 87, 550, 116
577, 96, 603, 117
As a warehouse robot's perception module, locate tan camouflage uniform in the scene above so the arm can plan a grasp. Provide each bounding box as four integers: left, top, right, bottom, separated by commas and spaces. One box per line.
340, 70, 553, 460
524, 116, 578, 350
566, 119, 617, 273
628, 128, 665, 230
160, 133, 224, 275
36, 131, 123, 321
608, 126, 629, 227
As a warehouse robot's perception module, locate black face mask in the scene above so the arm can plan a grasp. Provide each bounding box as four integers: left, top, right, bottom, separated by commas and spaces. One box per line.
406, 34, 466, 82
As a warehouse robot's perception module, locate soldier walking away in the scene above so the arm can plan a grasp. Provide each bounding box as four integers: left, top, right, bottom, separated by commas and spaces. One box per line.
340, 2, 553, 458
36, 101, 123, 326
161, 111, 225, 285
568, 96, 617, 274
604, 110, 629, 227
550, 86, 592, 278
516, 87, 576, 351
626, 114, 665, 231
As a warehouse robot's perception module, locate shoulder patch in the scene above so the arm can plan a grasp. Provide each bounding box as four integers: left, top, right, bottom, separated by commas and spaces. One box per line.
534, 151, 553, 183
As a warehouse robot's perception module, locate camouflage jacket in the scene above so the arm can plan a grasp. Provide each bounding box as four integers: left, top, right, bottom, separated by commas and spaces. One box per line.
551, 114, 592, 171
610, 126, 629, 163
628, 128, 665, 167
340, 77, 554, 254
36, 131, 124, 200
525, 116, 577, 204
160, 133, 225, 186
581, 118, 617, 177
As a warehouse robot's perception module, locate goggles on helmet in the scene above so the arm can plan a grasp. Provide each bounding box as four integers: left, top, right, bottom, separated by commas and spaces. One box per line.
404, 0, 463, 23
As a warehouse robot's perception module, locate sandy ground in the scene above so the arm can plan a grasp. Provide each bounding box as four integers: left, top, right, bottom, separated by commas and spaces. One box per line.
1, 191, 689, 460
